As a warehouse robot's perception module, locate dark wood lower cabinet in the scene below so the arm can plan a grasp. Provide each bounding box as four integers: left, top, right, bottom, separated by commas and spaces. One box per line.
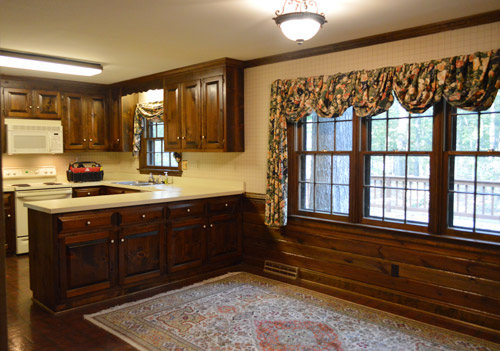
119, 223, 164, 285
28, 195, 242, 312
59, 230, 116, 298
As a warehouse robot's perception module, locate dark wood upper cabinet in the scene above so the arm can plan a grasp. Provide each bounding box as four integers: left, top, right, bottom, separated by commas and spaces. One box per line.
62, 93, 107, 150
202, 76, 224, 150
162, 59, 244, 152
3, 87, 60, 119
164, 83, 182, 149
109, 89, 137, 152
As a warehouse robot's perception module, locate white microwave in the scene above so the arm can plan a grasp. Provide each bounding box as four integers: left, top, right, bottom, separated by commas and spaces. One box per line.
5, 118, 64, 155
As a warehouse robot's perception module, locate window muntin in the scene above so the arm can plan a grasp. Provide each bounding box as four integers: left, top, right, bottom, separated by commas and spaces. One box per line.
363, 104, 433, 226
298, 108, 353, 216
448, 95, 500, 234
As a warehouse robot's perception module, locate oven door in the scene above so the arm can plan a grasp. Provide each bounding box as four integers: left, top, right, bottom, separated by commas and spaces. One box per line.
15, 188, 72, 254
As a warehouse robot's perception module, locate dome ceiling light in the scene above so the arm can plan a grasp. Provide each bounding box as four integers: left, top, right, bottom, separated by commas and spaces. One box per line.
273, 0, 327, 44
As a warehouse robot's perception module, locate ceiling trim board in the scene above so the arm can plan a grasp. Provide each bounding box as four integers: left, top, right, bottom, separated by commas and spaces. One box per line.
244, 10, 500, 68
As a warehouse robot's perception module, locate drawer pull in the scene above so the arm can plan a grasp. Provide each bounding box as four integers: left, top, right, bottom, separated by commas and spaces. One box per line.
7, 214, 11, 218
87, 192, 91, 196
210, 224, 213, 228
29, 105, 33, 109
86, 221, 91, 225
121, 238, 125, 243
89, 138, 93, 142
225, 203, 229, 207
177, 136, 180, 140
110, 239, 115, 244
186, 208, 191, 213
117, 138, 120, 142
83, 138, 87, 142
203, 225, 207, 229
141, 214, 146, 218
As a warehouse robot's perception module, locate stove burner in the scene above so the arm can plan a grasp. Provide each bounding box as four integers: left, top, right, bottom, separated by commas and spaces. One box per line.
43, 182, 62, 185
13, 184, 31, 187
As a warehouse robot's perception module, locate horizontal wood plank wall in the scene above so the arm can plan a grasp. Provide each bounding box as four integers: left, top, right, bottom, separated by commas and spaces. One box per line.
242, 194, 500, 344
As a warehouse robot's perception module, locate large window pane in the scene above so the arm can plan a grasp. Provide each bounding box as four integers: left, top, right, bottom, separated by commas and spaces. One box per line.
454, 114, 478, 151
318, 119, 334, 151
332, 155, 349, 185
406, 190, 429, 224
369, 119, 386, 151
388, 118, 408, 151
385, 156, 405, 189
410, 117, 433, 151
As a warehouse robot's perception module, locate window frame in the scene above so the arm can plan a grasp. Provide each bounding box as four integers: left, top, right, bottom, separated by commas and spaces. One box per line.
138, 118, 182, 176
288, 100, 500, 243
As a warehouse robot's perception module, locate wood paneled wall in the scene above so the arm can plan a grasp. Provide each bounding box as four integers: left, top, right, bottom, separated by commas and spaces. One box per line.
242, 194, 500, 343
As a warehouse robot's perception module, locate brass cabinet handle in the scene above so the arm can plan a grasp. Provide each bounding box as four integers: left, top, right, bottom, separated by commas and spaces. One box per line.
225, 203, 229, 207
116, 138, 120, 142
29, 105, 32, 109
7, 214, 11, 218
141, 214, 146, 218
121, 238, 125, 243
86, 221, 91, 225
110, 239, 115, 244
203, 225, 207, 229
89, 138, 93, 142
87, 192, 91, 196
177, 136, 180, 140
202, 136, 205, 139
182, 136, 186, 139
210, 224, 213, 228
83, 138, 87, 142
186, 208, 191, 213
36, 106, 40, 109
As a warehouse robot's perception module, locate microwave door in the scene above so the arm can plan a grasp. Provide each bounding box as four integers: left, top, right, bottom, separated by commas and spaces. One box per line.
9, 131, 50, 154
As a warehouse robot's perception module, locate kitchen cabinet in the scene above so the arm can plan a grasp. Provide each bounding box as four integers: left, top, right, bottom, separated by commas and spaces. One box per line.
102, 186, 140, 195
3, 87, 61, 119
62, 93, 108, 150
109, 91, 137, 152
72, 187, 102, 197
163, 59, 244, 152
3, 193, 16, 255
28, 195, 242, 312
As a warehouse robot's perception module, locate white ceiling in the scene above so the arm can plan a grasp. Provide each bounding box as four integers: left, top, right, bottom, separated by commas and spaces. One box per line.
1, 0, 499, 84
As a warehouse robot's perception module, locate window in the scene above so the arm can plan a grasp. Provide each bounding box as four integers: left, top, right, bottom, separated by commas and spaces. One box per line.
290, 93, 500, 240
139, 119, 181, 175
447, 97, 500, 235
296, 108, 353, 220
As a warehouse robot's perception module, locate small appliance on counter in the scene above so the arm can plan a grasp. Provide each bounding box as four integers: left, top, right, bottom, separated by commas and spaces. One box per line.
67, 161, 104, 182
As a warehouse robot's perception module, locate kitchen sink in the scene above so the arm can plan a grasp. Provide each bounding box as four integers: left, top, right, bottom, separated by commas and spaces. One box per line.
111, 181, 153, 186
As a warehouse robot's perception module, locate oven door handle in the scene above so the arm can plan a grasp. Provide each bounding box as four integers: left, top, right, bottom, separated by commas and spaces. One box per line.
16, 189, 72, 200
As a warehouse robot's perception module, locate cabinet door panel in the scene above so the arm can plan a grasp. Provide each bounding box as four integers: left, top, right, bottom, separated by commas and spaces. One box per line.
62, 93, 87, 150
89, 96, 108, 149
119, 224, 164, 285
168, 219, 205, 272
202, 76, 224, 150
34, 90, 60, 118
59, 231, 115, 298
164, 84, 182, 149
4, 88, 32, 117
208, 214, 241, 262
181, 80, 201, 149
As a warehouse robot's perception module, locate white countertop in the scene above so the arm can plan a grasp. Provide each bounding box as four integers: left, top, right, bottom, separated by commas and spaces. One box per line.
23, 178, 245, 214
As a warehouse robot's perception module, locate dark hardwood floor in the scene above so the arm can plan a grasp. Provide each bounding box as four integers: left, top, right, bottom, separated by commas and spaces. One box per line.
7, 255, 136, 351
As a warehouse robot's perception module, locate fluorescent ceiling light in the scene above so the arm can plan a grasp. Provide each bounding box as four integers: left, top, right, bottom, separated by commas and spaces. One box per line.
0, 50, 102, 76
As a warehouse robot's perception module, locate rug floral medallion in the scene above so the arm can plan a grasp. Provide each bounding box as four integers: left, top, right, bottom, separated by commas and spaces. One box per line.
85, 272, 500, 351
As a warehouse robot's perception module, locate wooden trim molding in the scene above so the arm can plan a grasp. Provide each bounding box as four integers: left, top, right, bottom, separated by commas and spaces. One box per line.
244, 10, 500, 68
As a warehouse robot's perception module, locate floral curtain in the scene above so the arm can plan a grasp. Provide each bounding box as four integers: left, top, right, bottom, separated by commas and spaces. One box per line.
132, 101, 163, 157
265, 49, 500, 227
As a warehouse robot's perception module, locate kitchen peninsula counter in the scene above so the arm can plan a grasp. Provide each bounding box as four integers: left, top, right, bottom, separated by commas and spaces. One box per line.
27, 177, 245, 313
24, 178, 245, 214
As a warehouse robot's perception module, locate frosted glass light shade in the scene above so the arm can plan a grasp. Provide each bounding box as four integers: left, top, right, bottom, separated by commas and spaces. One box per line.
0, 50, 102, 76
274, 12, 326, 43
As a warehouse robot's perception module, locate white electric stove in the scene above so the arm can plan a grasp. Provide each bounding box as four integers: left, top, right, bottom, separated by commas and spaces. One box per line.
3, 166, 72, 254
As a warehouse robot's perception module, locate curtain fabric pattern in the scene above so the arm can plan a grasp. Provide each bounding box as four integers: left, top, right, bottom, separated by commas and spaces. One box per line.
265, 49, 500, 227
132, 101, 163, 157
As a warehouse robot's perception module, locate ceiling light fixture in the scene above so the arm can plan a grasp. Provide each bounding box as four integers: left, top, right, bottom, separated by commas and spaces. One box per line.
273, 0, 327, 44
0, 50, 103, 76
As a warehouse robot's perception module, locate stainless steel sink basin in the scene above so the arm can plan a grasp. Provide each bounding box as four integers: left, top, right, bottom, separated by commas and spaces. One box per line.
111, 181, 152, 186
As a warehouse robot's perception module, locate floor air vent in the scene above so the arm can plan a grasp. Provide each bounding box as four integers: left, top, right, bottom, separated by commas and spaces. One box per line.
263, 260, 298, 280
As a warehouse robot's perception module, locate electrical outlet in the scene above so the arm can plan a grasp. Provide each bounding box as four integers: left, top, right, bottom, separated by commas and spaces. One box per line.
182, 160, 188, 170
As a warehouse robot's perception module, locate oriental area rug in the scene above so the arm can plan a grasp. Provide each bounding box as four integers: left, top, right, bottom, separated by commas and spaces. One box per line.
85, 272, 500, 351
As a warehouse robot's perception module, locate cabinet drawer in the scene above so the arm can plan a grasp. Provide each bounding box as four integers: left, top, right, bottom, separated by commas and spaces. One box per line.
167, 201, 205, 219
58, 211, 114, 233
208, 196, 240, 214
73, 187, 101, 197
118, 206, 163, 225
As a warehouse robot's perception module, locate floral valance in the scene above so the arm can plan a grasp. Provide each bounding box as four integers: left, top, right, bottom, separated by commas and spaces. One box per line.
132, 101, 163, 157
265, 49, 500, 227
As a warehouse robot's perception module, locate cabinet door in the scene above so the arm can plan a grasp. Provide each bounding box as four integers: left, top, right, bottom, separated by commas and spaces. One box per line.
181, 80, 201, 149
62, 93, 87, 150
4, 193, 15, 255
59, 231, 116, 298
3, 88, 32, 117
164, 83, 182, 150
167, 218, 206, 272
207, 213, 241, 263
201, 76, 224, 150
118, 223, 164, 285
88, 96, 108, 150
33, 90, 61, 118
72, 187, 102, 197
